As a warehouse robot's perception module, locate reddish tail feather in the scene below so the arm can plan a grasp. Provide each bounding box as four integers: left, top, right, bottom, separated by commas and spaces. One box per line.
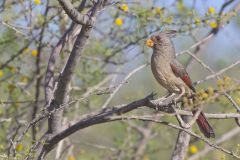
193, 110, 215, 138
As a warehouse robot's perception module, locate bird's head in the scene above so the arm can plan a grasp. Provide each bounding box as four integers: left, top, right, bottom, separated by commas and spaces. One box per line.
146, 30, 177, 48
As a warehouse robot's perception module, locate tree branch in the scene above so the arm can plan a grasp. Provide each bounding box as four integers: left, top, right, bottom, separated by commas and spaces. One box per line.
58, 0, 95, 26
189, 127, 240, 160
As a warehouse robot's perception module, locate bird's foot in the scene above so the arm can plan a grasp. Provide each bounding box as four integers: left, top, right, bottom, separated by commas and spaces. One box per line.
171, 98, 181, 109
171, 88, 185, 107
152, 99, 164, 111
171, 99, 177, 106
156, 96, 167, 102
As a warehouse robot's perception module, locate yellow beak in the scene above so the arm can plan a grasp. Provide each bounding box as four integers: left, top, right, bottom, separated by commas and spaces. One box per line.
146, 39, 154, 48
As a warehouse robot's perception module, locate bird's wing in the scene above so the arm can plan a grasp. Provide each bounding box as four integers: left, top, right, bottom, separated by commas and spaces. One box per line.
170, 59, 196, 92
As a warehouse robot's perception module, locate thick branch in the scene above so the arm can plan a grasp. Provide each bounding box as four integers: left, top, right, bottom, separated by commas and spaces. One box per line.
171, 116, 191, 160
45, 0, 86, 105
58, 0, 95, 26
35, 86, 239, 156
48, 25, 92, 133
37, 1, 105, 159
48, 0, 98, 134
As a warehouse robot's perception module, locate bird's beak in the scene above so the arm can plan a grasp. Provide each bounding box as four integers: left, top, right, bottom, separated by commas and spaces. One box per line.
146, 38, 154, 48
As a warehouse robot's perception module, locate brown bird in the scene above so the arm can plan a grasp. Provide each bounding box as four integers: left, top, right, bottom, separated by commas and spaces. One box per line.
146, 30, 215, 138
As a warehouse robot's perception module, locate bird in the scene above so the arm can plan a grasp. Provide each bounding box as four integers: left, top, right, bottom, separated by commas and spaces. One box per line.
146, 30, 215, 138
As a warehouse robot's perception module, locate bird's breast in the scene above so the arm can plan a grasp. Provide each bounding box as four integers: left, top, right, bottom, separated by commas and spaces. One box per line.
151, 54, 169, 86
150, 54, 182, 93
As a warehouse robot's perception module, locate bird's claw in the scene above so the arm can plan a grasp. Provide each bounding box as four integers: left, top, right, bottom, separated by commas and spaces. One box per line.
172, 99, 180, 108
152, 99, 163, 111
171, 99, 177, 106
172, 98, 182, 110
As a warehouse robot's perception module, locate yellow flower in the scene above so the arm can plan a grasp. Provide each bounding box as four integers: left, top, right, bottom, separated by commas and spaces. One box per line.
194, 18, 201, 25
115, 18, 123, 26
202, 93, 208, 100
155, 7, 162, 14
217, 79, 224, 87
9, 66, 15, 73
165, 16, 173, 24
177, 1, 185, 11
207, 86, 214, 96
20, 76, 29, 83
0, 70, 3, 78
143, 155, 150, 160
16, 143, 23, 151
34, 0, 41, 5
223, 76, 231, 82
209, 21, 218, 29
208, 7, 215, 14
197, 89, 206, 101
146, 39, 154, 48
67, 155, 76, 160
119, 4, 128, 12
31, 49, 38, 57
223, 76, 232, 88
189, 145, 198, 154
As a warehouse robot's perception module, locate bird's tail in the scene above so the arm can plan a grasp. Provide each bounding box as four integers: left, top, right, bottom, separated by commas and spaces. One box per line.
192, 110, 215, 138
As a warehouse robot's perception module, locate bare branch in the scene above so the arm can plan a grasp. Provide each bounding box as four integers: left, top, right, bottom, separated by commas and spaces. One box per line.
194, 60, 240, 85
189, 127, 240, 160
102, 64, 148, 109
58, 0, 95, 26
108, 116, 240, 159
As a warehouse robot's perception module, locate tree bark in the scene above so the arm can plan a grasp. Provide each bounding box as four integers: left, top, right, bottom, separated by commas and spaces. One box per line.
171, 116, 191, 160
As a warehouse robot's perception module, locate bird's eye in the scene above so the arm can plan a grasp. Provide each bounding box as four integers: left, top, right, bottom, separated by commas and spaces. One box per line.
156, 36, 160, 41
